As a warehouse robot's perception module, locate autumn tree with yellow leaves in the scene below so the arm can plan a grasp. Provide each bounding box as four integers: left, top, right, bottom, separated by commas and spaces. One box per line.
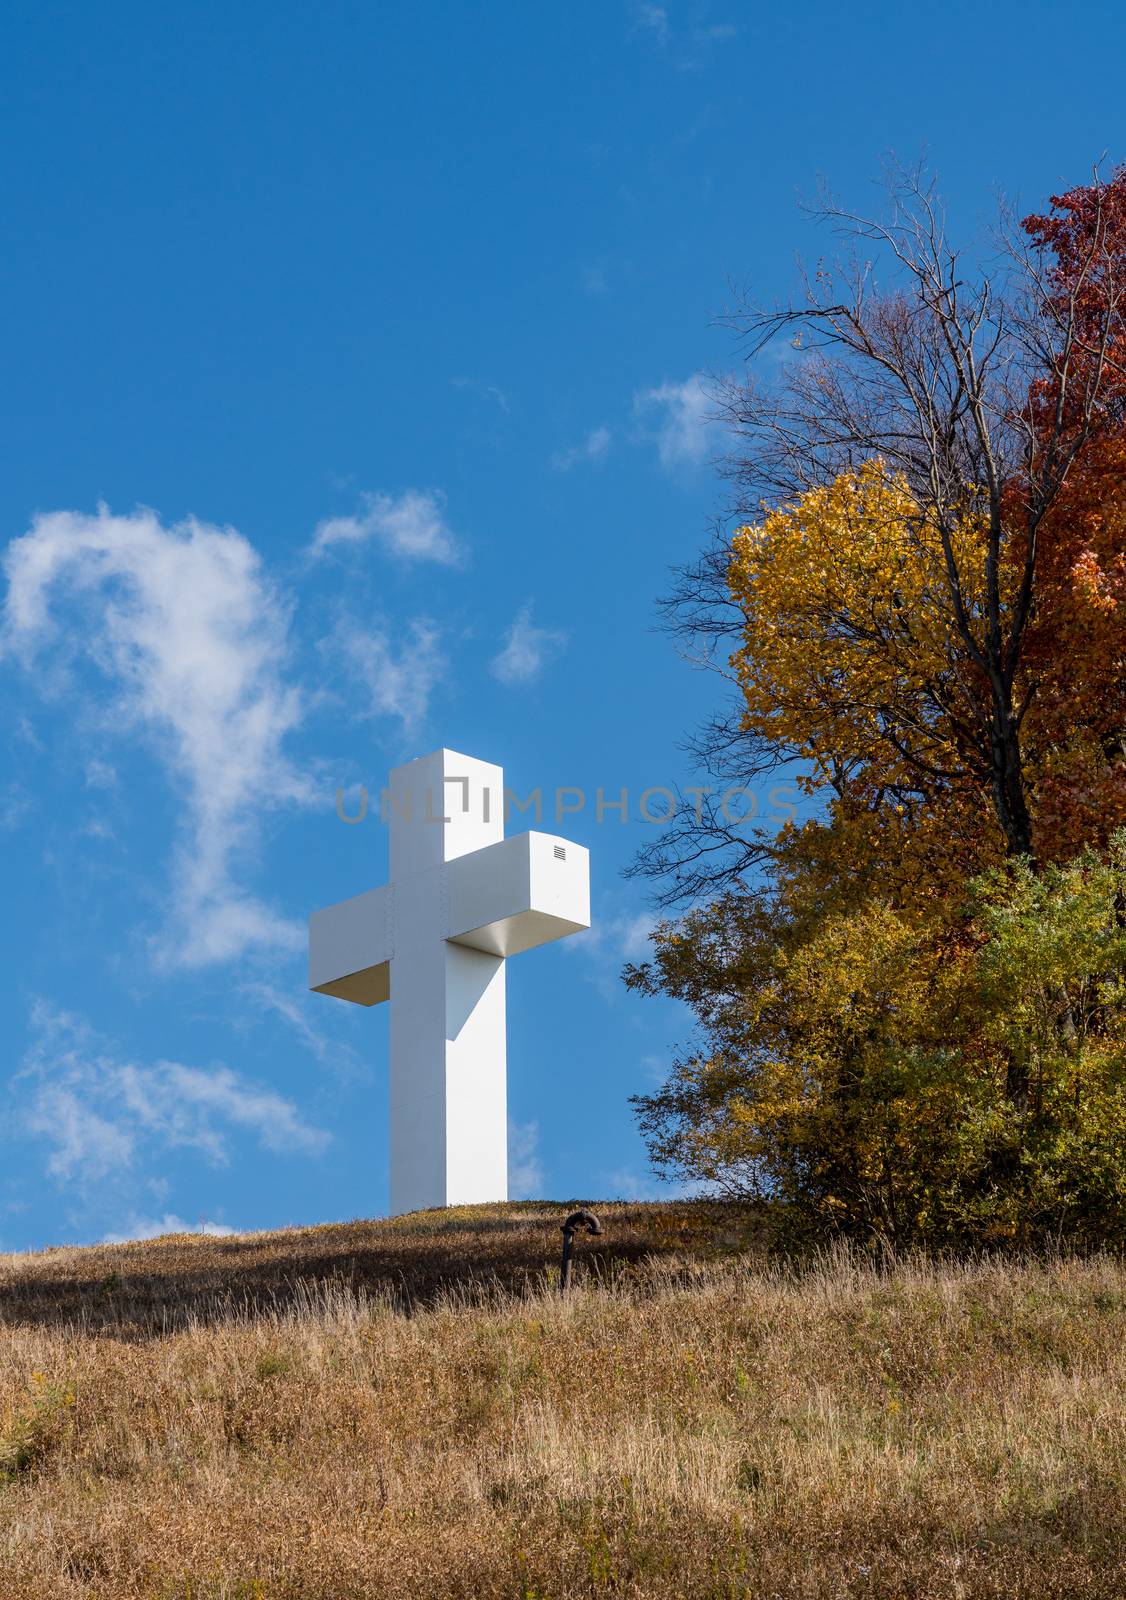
629, 166, 1126, 1246
725, 459, 1001, 900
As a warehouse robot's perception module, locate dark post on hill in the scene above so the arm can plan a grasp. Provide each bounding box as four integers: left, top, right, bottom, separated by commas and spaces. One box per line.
559, 1209, 602, 1293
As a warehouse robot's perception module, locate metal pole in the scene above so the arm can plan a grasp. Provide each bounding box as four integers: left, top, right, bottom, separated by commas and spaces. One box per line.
560, 1228, 575, 1293
559, 1209, 602, 1294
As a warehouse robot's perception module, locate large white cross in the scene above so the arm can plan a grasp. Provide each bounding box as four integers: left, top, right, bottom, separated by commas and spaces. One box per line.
308, 748, 591, 1215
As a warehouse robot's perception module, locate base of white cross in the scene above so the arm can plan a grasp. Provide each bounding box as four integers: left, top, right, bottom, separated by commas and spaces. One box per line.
308, 749, 591, 1215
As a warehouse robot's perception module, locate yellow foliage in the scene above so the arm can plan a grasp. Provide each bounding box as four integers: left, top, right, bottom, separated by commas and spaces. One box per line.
727, 461, 1002, 894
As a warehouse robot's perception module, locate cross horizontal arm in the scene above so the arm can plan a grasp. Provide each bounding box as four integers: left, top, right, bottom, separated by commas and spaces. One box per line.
446, 831, 590, 958
309, 884, 392, 1007
308, 832, 590, 1009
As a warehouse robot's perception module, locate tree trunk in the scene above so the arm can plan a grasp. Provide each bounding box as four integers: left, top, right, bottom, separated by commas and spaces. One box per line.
991, 695, 1035, 861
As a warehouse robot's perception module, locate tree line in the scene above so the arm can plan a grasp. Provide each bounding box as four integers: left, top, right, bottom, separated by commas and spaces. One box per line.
628, 164, 1126, 1249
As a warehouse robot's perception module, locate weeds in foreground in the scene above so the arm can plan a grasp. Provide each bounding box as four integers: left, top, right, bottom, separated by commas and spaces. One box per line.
0, 1371, 74, 1480
0, 1206, 1122, 1598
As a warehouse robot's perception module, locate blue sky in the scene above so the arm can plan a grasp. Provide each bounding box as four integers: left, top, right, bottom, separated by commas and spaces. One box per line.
1, 0, 1123, 1249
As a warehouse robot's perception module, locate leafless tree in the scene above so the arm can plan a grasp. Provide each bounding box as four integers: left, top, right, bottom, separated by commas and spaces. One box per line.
632, 163, 1126, 904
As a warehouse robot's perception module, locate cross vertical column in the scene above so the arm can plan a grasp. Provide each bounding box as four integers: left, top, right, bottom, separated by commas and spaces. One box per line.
310, 745, 590, 1217
387, 749, 506, 1214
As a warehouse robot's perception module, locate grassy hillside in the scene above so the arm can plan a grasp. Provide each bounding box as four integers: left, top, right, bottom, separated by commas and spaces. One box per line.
0, 1202, 1124, 1599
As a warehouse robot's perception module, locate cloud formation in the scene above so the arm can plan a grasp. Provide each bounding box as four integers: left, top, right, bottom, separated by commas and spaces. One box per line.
564, 900, 649, 1001
490, 603, 567, 687
551, 426, 612, 472
17, 1000, 329, 1184
508, 1118, 545, 1199
601, 1165, 699, 1201
450, 376, 510, 413
0, 783, 30, 832
578, 907, 653, 964
630, 4, 737, 67
311, 489, 463, 565
1, 506, 310, 968
241, 980, 364, 1079
332, 616, 445, 730
631, 1, 670, 45
634, 373, 713, 469
100, 1214, 236, 1244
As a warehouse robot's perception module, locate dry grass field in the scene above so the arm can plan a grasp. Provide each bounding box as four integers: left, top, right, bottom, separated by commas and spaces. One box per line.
0, 1201, 1124, 1599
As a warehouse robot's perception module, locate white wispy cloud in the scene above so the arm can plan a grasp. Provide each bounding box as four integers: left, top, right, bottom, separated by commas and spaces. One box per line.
332, 617, 445, 730
490, 603, 567, 687
26, 1085, 133, 1181
100, 1213, 236, 1244
0, 506, 311, 969
84, 758, 118, 790
639, 1052, 671, 1086
577, 908, 654, 964
0, 782, 30, 832
118, 1061, 328, 1160
564, 901, 651, 1001
602, 1165, 701, 1201
242, 980, 364, 1078
602, 1166, 662, 1201
310, 489, 463, 565
634, 373, 714, 469
508, 1118, 545, 1199
450, 376, 511, 413
631, 1, 670, 45
551, 426, 612, 472
629, 4, 738, 67
17, 1000, 329, 1184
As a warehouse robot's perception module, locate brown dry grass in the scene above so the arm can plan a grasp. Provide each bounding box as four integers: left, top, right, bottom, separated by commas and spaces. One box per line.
0, 1202, 1123, 1599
